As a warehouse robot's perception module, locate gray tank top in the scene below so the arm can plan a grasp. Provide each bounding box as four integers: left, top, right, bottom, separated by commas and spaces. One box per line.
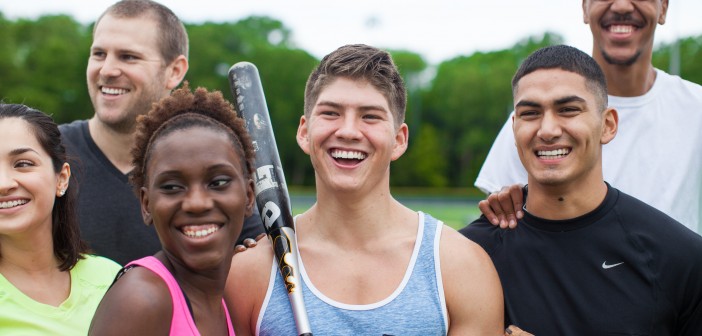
257, 212, 448, 335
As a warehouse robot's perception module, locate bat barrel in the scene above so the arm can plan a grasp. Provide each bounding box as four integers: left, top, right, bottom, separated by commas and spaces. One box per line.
228, 62, 313, 336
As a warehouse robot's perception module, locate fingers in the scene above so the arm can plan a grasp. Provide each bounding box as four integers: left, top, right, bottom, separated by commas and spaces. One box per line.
243, 238, 258, 248
505, 325, 534, 336
495, 186, 518, 228
233, 235, 264, 255
479, 184, 525, 229
507, 184, 525, 226
478, 198, 501, 226
233, 244, 247, 254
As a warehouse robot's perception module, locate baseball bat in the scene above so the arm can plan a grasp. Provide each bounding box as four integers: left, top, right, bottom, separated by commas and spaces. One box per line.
228, 62, 313, 336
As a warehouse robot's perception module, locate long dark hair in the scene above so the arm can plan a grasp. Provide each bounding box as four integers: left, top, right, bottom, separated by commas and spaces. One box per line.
0, 103, 88, 271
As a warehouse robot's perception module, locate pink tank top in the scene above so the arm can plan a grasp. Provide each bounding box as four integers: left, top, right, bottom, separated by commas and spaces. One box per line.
125, 256, 235, 336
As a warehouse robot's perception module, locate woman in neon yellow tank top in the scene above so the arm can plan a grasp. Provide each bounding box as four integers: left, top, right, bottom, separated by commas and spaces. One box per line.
0, 103, 121, 335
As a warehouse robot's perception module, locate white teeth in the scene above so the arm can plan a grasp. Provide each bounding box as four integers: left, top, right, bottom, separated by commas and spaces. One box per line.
101, 87, 128, 95
610, 25, 633, 34
537, 148, 570, 158
182, 225, 219, 238
0, 199, 28, 209
331, 150, 366, 160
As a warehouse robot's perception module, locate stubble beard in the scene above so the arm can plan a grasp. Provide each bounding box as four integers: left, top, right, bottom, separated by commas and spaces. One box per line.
95, 80, 166, 135
600, 48, 642, 66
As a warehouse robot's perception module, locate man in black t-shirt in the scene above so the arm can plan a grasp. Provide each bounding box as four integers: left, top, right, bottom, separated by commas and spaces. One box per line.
61, 0, 263, 265
460, 45, 702, 335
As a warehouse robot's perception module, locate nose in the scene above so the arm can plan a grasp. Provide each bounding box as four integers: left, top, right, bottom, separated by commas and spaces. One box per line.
610, 0, 635, 14
0, 167, 19, 195
536, 111, 562, 142
335, 114, 362, 141
98, 54, 122, 78
182, 186, 214, 214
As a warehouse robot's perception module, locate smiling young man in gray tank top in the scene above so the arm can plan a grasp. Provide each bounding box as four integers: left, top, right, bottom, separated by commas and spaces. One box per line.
225, 44, 504, 335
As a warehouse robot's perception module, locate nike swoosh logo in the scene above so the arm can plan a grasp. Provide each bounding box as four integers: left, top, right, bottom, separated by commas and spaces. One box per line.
602, 261, 624, 269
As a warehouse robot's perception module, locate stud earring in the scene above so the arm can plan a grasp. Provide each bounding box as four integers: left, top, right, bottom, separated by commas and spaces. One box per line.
58, 189, 66, 197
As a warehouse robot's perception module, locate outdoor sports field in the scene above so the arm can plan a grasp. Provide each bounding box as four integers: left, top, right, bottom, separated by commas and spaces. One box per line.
291, 189, 481, 230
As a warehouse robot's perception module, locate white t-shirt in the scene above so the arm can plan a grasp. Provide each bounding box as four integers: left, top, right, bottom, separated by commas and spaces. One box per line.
475, 69, 702, 234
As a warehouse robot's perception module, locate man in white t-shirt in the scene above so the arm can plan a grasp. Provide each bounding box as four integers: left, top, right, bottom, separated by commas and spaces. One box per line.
476, 0, 702, 234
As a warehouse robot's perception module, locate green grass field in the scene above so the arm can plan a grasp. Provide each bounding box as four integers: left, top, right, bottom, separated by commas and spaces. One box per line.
290, 189, 482, 230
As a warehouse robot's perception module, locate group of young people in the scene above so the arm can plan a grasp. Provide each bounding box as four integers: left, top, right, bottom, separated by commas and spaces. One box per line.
1, 0, 701, 335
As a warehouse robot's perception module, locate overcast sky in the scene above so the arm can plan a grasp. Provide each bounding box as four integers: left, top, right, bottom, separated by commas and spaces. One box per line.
2, 0, 701, 64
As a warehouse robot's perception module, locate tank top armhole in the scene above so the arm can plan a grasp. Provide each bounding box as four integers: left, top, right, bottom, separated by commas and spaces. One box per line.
255, 253, 279, 336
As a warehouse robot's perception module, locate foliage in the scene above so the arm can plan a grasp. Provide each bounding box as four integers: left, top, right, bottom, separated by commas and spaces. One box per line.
1, 12, 701, 189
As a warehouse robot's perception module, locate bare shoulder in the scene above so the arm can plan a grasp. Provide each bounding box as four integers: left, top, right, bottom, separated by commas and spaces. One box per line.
225, 237, 275, 336
228, 236, 275, 287
439, 225, 504, 335
440, 225, 494, 269
89, 266, 171, 335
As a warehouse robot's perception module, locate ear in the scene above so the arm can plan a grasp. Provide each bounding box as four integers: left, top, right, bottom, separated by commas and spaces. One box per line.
244, 178, 256, 218
582, 0, 590, 24
296, 115, 311, 155
658, 0, 669, 25
600, 107, 618, 144
56, 163, 71, 197
391, 123, 409, 161
165, 55, 189, 90
140, 187, 153, 226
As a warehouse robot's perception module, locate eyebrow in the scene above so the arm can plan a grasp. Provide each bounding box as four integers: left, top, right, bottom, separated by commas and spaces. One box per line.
515, 100, 541, 108
9, 147, 39, 156
515, 95, 587, 108
316, 100, 388, 113
554, 95, 586, 105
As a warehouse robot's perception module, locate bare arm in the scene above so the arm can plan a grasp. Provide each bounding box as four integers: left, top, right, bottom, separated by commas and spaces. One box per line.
478, 184, 524, 229
440, 226, 504, 335
89, 268, 171, 336
225, 238, 274, 336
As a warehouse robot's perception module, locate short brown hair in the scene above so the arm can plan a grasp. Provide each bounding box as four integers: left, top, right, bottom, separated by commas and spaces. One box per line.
130, 84, 255, 196
96, 0, 189, 63
304, 44, 407, 127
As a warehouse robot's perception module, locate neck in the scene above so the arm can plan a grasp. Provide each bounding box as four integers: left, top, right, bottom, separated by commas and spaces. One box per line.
525, 177, 608, 221
156, 252, 228, 301
88, 117, 135, 174
0, 224, 57, 269
0, 233, 61, 282
299, 185, 414, 248
593, 48, 657, 97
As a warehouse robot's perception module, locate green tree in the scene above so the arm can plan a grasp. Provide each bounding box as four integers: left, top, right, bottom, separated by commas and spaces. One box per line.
422, 32, 563, 187
2, 14, 92, 123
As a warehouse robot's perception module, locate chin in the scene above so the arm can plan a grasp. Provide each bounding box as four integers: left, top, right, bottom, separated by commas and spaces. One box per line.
600, 49, 642, 66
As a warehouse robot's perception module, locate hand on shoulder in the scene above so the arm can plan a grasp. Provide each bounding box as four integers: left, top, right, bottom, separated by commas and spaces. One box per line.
226, 236, 275, 336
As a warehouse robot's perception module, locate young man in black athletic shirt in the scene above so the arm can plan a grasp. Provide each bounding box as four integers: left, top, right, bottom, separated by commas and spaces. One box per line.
460, 45, 702, 335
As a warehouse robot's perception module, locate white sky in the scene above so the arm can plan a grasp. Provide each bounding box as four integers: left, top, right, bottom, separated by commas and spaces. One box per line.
1, 0, 701, 64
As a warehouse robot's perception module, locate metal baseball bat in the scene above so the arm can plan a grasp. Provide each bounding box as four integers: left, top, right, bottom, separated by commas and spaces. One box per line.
228, 61, 313, 336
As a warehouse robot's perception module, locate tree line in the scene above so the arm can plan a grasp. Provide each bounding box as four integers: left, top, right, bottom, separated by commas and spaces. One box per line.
2, 12, 701, 191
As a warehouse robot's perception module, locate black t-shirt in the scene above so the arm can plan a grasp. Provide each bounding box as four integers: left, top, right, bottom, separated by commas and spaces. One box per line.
60, 120, 264, 265
460, 185, 702, 335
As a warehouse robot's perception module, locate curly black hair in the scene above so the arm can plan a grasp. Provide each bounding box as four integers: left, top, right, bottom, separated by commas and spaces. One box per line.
130, 84, 255, 196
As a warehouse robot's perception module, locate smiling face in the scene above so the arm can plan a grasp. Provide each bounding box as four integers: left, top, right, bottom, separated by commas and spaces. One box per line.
87, 14, 185, 134
512, 69, 617, 188
583, 0, 668, 66
140, 126, 253, 271
0, 118, 69, 239
297, 77, 408, 194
